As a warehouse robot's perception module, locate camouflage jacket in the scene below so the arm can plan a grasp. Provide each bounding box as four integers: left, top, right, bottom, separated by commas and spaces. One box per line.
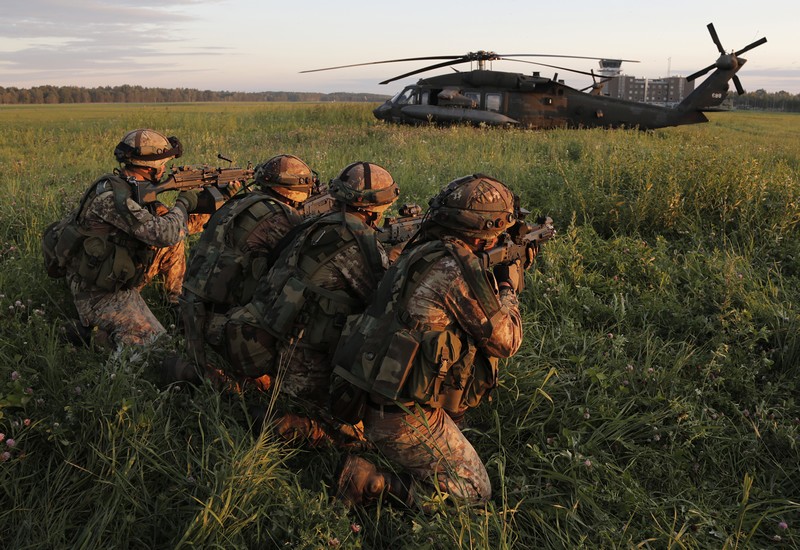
67, 174, 189, 292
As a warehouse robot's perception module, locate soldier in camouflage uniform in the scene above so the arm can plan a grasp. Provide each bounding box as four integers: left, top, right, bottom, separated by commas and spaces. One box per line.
331, 174, 528, 506
225, 162, 400, 445
168, 155, 318, 384
61, 129, 200, 346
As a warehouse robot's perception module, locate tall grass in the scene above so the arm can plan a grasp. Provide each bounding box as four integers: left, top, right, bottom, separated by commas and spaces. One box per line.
0, 103, 798, 548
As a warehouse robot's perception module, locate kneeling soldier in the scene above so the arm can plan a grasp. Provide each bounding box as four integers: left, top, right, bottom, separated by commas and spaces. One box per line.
172, 155, 318, 383
48, 128, 197, 346
223, 162, 400, 446
332, 174, 532, 506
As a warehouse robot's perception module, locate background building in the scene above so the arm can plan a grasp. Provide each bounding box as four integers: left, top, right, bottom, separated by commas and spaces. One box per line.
598, 59, 695, 105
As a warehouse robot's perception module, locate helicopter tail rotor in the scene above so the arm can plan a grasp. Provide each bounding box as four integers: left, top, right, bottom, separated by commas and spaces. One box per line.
685, 23, 767, 94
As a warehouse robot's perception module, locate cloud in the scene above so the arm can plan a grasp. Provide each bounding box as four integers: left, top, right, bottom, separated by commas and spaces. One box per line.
1, 1, 224, 86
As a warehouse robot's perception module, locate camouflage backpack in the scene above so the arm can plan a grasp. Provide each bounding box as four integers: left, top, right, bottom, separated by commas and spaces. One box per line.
245, 211, 385, 350
182, 193, 302, 308
330, 238, 502, 424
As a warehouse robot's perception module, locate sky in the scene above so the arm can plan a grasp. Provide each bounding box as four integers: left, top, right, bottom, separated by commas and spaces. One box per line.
1, 0, 798, 95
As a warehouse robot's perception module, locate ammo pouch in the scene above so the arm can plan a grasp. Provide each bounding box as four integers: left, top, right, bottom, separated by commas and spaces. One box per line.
461, 353, 500, 409
329, 375, 368, 426
407, 329, 474, 414
264, 275, 308, 340
75, 235, 152, 292
42, 218, 84, 278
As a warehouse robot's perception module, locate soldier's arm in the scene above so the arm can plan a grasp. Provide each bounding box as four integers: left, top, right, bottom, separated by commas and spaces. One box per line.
93, 193, 189, 247
446, 261, 523, 359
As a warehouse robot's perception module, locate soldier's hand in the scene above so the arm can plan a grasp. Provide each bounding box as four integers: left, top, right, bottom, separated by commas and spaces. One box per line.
152, 201, 170, 217
494, 261, 522, 292
176, 189, 200, 213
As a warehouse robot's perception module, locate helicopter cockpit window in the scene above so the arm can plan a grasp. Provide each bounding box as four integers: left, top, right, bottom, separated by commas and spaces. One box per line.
420, 91, 430, 105
486, 93, 502, 112
393, 87, 418, 105
463, 91, 480, 108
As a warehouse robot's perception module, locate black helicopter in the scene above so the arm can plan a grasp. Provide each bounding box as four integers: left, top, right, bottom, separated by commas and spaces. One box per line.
302, 23, 766, 130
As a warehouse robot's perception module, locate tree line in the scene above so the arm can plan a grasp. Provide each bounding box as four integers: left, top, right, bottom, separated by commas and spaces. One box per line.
731, 89, 800, 112
1, 84, 798, 112
0, 85, 390, 104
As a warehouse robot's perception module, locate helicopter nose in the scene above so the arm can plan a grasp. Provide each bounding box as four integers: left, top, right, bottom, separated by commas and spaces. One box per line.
373, 102, 391, 120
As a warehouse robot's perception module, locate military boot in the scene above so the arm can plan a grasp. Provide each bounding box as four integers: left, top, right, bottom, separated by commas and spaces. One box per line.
336, 455, 414, 507
161, 354, 202, 386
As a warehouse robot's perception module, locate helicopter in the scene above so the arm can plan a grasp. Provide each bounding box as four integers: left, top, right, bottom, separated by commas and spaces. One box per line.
301, 23, 766, 130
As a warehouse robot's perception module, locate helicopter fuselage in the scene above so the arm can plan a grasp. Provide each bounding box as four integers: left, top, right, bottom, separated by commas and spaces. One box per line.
373, 69, 725, 130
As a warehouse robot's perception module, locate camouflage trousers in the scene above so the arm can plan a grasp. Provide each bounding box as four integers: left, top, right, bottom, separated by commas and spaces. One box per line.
363, 404, 491, 504
140, 213, 208, 304
140, 240, 186, 304
69, 276, 165, 346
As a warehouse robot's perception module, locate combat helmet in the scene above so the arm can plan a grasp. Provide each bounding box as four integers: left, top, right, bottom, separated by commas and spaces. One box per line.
254, 154, 316, 203
427, 174, 517, 239
113, 128, 182, 169
328, 162, 399, 214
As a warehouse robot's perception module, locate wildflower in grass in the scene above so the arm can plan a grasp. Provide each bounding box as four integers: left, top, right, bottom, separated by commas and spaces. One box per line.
25, 388, 33, 395
0, 452, 10, 462
23, 419, 31, 427
779, 521, 788, 530
11, 371, 20, 381
648, 368, 655, 374
350, 523, 361, 534
0, 433, 4, 443
584, 459, 592, 468
6, 438, 16, 448
328, 537, 340, 547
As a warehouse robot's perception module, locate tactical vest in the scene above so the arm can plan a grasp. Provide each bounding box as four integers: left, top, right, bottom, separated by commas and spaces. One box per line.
182, 192, 302, 308
331, 238, 501, 422
246, 211, 385, 351
42, 174, 156, 292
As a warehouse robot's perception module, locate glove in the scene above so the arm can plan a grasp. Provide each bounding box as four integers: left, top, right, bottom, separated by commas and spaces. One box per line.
176, 189, 200, 213
494, 262, 522, 292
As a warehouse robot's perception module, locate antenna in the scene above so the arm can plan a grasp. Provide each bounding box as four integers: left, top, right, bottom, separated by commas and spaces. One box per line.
667, 57, 671, 78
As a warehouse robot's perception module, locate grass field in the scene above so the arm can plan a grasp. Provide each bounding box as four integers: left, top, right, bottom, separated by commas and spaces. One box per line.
0, 102, 799, 549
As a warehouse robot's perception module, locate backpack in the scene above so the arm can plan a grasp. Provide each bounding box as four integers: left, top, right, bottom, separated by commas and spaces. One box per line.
182, 193, 302, 307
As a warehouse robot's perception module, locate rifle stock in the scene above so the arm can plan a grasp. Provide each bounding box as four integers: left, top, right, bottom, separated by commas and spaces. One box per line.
131, 164, 254, 210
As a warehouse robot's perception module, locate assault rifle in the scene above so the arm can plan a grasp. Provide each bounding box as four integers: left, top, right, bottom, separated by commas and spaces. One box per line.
300, 182, 336, 219
130, 155, 254, 211
480, 212, 555, 273
378, 203, 424, 245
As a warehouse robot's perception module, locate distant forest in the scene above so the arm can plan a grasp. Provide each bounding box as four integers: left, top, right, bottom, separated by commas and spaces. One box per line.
0, 85, 390, 104
0, 84, 798, 112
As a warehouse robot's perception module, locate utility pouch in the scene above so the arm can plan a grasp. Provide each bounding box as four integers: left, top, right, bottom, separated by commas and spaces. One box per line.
408, 330, 463, 406
180, 294, 208, 366
462, 353, 499, 409
265, 276, 308, 337
330, 375, 368, 425
371, 329, 420, 401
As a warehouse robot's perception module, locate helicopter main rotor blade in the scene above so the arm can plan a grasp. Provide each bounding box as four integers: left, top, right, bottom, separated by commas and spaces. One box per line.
735, 36, 767, 57
686, 64, 716, 82
707, 23, 726, 54
733, 75, 746, 95
300, 55, 462, 74
502, 58, 602, 78
379, 58, 472, 85
499, 53, 639, 63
